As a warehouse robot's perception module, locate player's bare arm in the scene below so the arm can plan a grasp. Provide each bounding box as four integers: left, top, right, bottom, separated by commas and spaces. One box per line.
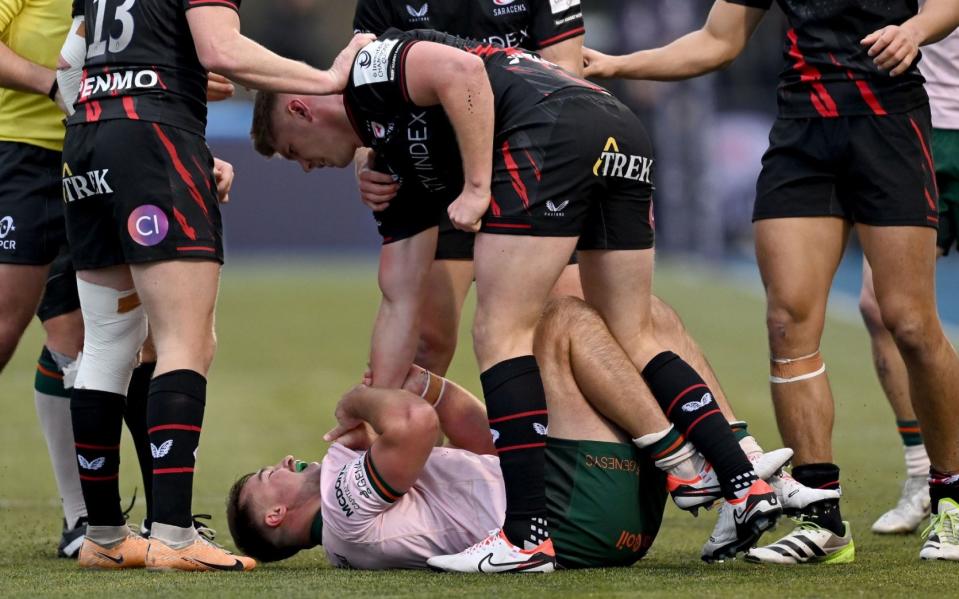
583, 1, 765, 80
0, 33, 56, 96
402, 42, 494, 232
400, 365, 496, 455
323, 384, 439, 495
539, 35, 585, 76
369, 229, 438, 388
862, 0, 959, 76
186, 6, 373, 94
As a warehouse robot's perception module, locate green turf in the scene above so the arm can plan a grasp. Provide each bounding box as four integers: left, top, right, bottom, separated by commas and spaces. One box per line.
0, 258, 951, 597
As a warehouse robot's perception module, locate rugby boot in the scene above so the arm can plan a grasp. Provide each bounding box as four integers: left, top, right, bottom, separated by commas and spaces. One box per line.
426, 529, 555, 573
702, 479, 782, 563
57, 517, 87, 558
671, 448, 794, 514
77, 532, 149, 569
873, 475, 930, 534
146, 535, 256, 572
920, 499, 959, 561
746, 518, 854, 564
770, 470, 841, 515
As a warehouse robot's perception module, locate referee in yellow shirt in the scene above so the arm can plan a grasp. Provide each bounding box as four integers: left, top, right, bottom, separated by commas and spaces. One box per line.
0, 0, 88, 557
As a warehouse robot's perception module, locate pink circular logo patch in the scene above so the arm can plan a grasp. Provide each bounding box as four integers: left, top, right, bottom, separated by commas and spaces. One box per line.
127, 205, 169, 247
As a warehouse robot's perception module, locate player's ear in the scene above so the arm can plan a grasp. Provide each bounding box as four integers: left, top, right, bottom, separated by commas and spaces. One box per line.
263, 504, 287, 528
288, 98, 312, 122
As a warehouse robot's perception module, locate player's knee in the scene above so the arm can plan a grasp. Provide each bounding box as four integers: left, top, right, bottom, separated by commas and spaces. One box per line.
650, 294, 684, 335
765, 302, 819, 354
858, 283, 884, 334
42, 310, 84, 356
74, 280, 148, 394
881, 307, 939, 357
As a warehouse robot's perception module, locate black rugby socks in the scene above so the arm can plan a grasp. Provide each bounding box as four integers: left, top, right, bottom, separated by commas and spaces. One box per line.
481, 356, 550, 548
642, 351, 756, 500
71, 389, 126, 526
125, 361, 156, 529
792, 463, 846, 535
147, 370, 206, 529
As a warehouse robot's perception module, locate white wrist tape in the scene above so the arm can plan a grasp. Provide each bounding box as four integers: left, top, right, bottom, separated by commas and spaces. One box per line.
56, 17, 86, 115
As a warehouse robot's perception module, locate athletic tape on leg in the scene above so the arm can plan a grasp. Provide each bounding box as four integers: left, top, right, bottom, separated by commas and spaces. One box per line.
74, 279, 148, 395
769, 350, 826, 384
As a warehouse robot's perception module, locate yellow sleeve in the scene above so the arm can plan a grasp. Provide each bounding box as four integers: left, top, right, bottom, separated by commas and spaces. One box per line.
0, 0, 25, 34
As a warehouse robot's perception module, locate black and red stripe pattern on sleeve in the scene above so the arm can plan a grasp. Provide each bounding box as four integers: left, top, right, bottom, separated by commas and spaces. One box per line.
183, 0, 241, 12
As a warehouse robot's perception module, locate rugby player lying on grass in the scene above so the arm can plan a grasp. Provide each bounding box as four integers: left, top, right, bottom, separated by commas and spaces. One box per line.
226, 298, 836, 570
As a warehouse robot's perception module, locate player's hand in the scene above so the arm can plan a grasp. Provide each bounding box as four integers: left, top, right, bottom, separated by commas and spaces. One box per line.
447, 187, 490, 232
861, 24, 921, 77
206, 73, 235, 102
213, 157, 234, 204
328, 422, 377, 450
329, 33, 376, 92
323, 384, 368, 442
582, 47, 619, 79
355, 148, 399, 211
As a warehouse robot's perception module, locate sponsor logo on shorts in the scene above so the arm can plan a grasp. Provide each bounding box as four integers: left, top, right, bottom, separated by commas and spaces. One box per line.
79, 68, 160, 101
615, 530, 652, 553
405, 3, 429, 22
593, 137, 653, 183
492, 0, 527, 17
127, 205, 169, 247
0, 216, 15, 251
681, 392, 713, 413
584, 454, 639, 474
545, 200, 569, 217
62, 164, 113, 203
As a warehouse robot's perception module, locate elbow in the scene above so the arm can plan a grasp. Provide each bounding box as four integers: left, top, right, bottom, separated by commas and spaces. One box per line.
394, 399, 440, 443
194, 36, 238, 76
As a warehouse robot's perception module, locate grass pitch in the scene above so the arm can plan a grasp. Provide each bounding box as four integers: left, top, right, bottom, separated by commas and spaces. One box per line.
0, 257, 952, 597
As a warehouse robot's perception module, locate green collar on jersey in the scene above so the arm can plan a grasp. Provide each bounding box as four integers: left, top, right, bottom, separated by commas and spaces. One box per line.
309, 507, 323, 547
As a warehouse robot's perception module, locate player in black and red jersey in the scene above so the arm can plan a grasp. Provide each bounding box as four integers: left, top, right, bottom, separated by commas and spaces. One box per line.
58, 0, 371, 572
351, 0, 585, 377
251, 28, 789, 570
584, 0, 959, 563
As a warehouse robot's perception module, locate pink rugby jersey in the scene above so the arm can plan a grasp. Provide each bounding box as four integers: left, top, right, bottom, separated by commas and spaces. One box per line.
919, 10, 959, 129
318, 443, 505, 569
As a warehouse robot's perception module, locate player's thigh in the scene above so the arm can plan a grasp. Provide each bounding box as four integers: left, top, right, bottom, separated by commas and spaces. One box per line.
857, 224, 939, 329
472, 233, 577, 368
549, 262, 583, 299
546, 437, 666, 569
130, 259, 221, 346
577, 248, 656, 362
754, 217, 849, 349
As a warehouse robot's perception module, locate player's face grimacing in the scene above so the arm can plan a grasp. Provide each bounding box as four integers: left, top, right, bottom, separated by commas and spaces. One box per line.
243, 455, 322, 509
270, 97, 361, 172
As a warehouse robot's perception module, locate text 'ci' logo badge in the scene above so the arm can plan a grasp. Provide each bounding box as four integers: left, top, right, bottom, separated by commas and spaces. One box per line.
127, 205, 169, 247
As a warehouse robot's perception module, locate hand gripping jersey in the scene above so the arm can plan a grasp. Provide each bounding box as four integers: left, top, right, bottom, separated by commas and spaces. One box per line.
727, 0, 927, 118
343, 29, 606, 223
67, 0, 239, 135
319, 443, 505, 570
353, 0, 583, 51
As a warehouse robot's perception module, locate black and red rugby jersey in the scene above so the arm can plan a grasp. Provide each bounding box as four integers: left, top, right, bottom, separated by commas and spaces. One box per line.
726, 0, 928, 118
67, 0, 240, 135
343, 28, 606, 202
353, 0, 584, 51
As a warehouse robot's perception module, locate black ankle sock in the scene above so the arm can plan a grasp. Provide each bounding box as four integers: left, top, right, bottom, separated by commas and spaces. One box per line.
642, 351, 755, 499
481, 356, 549, 547
929, 469, 959, 514
71, 389, 125, 526
792, 463, 845, 535
148, 370, 206, 528
125, 361, 156, 529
